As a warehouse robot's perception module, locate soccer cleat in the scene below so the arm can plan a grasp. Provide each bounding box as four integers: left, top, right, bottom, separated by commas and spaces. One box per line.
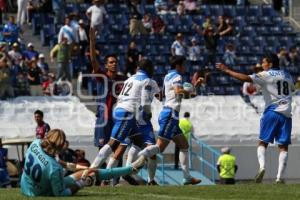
122, 175, 139, 185
147, 180, 159, 186
84, 176, 95, 187
254, 169, 265, 183
183, 177, 202, 185
131, 156, 146, 173
276, 179, 285, 184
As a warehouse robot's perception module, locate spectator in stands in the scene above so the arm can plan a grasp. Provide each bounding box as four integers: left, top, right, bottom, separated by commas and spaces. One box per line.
202, 16, 213, 35
78, 19, 89, 54
273, 0, 283, 13
24, 43, 39, 62
42, 73, 55, 95
86, 0, 107, 36
0, 138, 11, 188
15, 72, 29, 96
37, 54, 49, 75
223, 43, 237, 67
192, 68, 211, 95
34, 109, 51, 139
8, 43, 23, 66
154, 0, 169, 14
217, 147, 238, 185
152, 15, 166, 34
75, 149, 90, 168
171, 33, 186, 56
127, 0, 147, 36
3, 16, 22, 44
0, 0, 6, 24
295, 76, 300, 95
0, 55, 14, 100
52, 0, 65, 24
142, 13, 153, 33
278, 48, 290, 67
177, 1, 185, 16
204, 26, 219, 67
50, 37, 72, 82
58, 17, 77, 45
217, 16, 233, 37
174, 112, 192, 169
59, 140, 77, 163
289, 47, 300, 66
27, 57, 43, 96
187, 37, 201, 66
183, 0, 199, 15
125, 41, 142, 77
17, 0, 28, 26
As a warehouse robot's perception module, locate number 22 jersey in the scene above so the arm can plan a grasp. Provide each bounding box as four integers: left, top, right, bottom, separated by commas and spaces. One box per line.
250, 69, 295, 118
21, 139, 71, 196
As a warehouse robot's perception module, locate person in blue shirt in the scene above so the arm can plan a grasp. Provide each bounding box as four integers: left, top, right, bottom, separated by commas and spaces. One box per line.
2, 16, 21, 44
21, 129, 142, 197
23, 43, 39, 62
0, 138, 11, 188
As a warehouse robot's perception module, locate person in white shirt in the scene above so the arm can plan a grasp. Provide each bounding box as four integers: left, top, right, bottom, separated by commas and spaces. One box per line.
171, 33, 186, 57
188, 37, 201, 65
58, 17, 77, 45
217, 53, 295, 184
8, 43, 23, 66
133, 56, 203, 185
86, 0, 107, 36
17, 0, 29, 26
83, 59, 159, 180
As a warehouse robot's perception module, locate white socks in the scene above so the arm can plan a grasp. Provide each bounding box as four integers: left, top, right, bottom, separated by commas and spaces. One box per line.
257, 145, 266, 171
90, 144, 112, 168
126, 145, 141, 166
138, 144, 160, 158
147, 157, 157, 182
107, 157, 119, 169
179, 149, 191, 180
276, 151, 288, 181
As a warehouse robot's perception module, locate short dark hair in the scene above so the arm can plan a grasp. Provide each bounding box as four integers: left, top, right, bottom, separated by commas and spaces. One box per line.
104, 54, 118, 64
184, 112, 190, 118
170, 56, 185, 69
264, 53, 280, 69
34, 110, 44, 117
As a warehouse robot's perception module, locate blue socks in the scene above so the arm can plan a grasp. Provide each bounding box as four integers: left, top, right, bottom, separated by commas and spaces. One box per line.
97, 166, 133, 180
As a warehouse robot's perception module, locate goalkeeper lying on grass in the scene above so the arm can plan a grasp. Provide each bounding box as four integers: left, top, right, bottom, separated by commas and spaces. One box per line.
21, 129, 143, 197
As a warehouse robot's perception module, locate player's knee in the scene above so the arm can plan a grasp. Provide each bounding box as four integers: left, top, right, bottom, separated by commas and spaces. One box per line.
108, 139, 120, 151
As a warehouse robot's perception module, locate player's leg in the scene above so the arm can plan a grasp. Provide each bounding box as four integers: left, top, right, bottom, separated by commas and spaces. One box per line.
173, 134, 201, 185
275, 116, 292, 183
255, 111, 280, 183
126, 144, 141, 166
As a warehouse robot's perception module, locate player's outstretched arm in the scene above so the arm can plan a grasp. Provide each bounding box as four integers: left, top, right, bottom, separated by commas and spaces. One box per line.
216, 63, 253, 83
89, 27, 100, 73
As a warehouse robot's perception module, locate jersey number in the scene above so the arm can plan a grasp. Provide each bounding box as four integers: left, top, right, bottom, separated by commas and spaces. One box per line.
276, 81, 289, 95
24, 154, 42, 183
121, 82, 133, 96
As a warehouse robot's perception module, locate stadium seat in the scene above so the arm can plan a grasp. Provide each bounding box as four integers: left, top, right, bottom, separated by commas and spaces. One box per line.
247, 5, 261, 16
262, 4, 276, 17
223, 5, 236, 17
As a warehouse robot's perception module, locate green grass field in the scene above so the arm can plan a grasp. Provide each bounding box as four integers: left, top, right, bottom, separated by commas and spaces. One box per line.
1, 184, 300, 200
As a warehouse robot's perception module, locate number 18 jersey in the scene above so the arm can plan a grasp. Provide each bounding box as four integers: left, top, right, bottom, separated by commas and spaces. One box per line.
250, 69, 294, 118
116, 70, 160, 113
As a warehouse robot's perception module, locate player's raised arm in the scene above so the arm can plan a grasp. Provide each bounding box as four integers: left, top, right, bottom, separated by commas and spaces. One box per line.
89, 27, 100, 73
216, 63, 253, 83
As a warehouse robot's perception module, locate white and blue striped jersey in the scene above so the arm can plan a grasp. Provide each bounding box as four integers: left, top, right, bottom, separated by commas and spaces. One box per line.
116, 70, 160, 113
250, 69, 294, 117
163, 70, 183, 112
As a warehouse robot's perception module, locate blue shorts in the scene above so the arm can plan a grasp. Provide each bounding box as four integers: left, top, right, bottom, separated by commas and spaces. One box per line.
111, 108, 139, 145
138, 121, 156, 145
158, 107, 182, 140
0, 168, 10, 187
260, 110, 292, 145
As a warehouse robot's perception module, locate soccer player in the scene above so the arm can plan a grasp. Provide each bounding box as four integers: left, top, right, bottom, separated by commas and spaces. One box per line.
86, 59, 158, 179
217, 53, 294, 183
89, 28, 126, 149
20, 129, 141, 197
34, 110, 50, 139
133, 56, 202, 185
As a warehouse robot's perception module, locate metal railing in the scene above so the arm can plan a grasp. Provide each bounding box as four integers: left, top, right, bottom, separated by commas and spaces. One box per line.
189, 134, 221, 183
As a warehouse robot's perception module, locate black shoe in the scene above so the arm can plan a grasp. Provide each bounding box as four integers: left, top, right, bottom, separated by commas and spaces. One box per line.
147, 180, 158, 186
122, 175, 139, 185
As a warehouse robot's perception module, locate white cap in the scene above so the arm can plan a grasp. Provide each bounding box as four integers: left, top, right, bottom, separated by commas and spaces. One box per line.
79, 19, 84, 24
27, 43, 34, 47
221, 147, 231, 154
39, 54, 45, 58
